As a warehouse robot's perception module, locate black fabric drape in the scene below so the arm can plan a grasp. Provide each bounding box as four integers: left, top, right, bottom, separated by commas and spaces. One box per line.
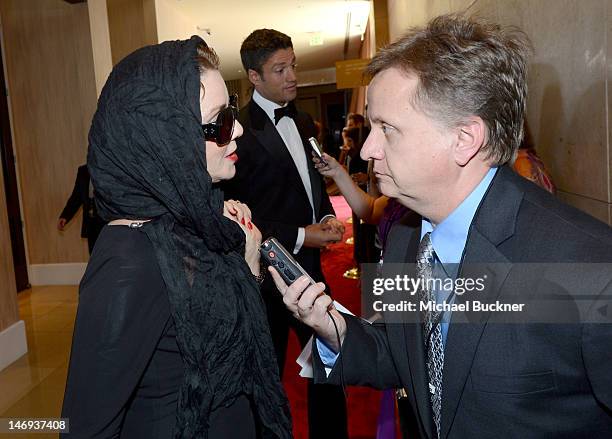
88, 36, 292, 439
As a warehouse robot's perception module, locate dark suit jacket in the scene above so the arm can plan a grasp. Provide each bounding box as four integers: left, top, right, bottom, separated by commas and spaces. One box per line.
60, 165, 94, 238
222, 99, 334, 282
314, 166, 612, 438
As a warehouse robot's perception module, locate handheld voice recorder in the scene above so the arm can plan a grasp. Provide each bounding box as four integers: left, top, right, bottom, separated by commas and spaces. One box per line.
260, 237, 315, 286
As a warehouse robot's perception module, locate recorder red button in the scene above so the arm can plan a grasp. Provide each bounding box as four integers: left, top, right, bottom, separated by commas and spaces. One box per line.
268, 251, 275, 258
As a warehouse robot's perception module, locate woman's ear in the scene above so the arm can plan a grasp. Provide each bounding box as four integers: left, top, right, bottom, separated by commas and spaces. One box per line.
453, 117, 486, 166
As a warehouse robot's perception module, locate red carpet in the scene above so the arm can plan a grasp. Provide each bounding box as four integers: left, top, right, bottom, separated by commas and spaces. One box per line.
282, 196, 382, 439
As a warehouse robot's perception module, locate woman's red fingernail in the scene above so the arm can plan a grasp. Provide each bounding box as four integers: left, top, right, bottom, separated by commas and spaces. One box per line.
248, 222, 253, 230
241, 218, 245, 225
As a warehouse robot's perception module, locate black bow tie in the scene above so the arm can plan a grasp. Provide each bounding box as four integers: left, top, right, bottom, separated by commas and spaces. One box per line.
274, 102, 297, 125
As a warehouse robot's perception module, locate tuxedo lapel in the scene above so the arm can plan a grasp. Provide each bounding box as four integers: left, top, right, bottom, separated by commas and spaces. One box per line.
246, 100, 312, 207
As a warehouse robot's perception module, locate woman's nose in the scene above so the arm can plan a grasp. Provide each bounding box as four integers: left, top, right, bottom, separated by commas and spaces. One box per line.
233, 121, 244, 140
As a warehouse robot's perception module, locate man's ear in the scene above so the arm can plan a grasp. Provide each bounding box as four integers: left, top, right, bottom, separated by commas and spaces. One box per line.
453, 117, 486, 166
247, 69, 261, 86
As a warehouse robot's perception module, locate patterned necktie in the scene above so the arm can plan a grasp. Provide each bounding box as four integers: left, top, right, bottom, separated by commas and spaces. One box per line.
416, 232, 444, 438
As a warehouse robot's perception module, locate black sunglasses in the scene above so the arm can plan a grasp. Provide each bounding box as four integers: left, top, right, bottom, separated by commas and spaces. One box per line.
202, 94, 238, 146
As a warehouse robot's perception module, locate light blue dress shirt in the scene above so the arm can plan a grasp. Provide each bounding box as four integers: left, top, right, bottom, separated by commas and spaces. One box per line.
421, 166, 497, 346
317, 167, 498, 367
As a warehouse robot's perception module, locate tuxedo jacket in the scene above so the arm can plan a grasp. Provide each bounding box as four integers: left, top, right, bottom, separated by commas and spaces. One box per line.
60, 165, 94, 238
314, 166, 612, 438
223, 99, 334, 282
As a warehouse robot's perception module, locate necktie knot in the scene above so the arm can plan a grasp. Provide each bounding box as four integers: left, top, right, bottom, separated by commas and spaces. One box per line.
274, 102, 297, 125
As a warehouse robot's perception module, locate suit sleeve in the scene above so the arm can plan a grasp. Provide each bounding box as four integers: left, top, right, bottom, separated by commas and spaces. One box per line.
312, 314, 403, 390
60, 167, 85, 221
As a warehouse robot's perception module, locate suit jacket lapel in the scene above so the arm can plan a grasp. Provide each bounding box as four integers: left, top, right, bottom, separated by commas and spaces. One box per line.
440, 166, 523, 438
385, 222, 436, 439
440, 231, 512, 438
295, 113, 322, 218
247, 101, 315, 214
247, 101, 308, 195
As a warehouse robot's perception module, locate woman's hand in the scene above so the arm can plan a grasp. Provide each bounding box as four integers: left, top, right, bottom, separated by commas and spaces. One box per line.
223, 200, 262, 276
224, 199, 251, 224
312, 152, 343, 179
243, 221, 262, 276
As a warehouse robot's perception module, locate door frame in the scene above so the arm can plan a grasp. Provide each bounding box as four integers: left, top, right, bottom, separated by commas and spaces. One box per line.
0, 28, 30, 292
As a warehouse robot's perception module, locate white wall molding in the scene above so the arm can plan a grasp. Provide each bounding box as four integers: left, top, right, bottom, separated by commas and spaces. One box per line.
29, 263, 87, 286
0, 320, 27, 372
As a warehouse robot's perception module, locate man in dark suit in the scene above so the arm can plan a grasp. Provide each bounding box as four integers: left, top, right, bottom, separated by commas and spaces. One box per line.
222, 29, 348, 439
271, 15, 612, 438
58, 164, 105, 254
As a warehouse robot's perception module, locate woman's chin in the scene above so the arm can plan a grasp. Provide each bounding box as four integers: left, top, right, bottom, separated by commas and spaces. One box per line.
210, 165, 236, 183
225, 164, 236, 180
226, 167, 236, 181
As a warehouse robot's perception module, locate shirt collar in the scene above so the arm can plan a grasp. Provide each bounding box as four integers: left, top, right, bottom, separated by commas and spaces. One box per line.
421, 167, 498, 265
253, 89, 286, 123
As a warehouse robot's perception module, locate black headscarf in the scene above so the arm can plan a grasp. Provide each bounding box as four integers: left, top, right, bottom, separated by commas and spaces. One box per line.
88, 36, 292, 439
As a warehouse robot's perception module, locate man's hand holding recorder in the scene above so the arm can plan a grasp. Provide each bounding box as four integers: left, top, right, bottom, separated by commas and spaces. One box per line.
263, 237, 347, 352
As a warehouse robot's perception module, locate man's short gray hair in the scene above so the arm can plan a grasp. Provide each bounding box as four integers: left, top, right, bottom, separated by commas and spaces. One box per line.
366, 14, 532, 165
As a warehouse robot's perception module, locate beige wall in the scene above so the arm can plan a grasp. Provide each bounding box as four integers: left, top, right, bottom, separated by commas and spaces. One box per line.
88, 0, 113, 97
0, 0, 161, 270
155, 0, 198, 43
0, 0, 98, 264
387, 0, 612, 224
107, 0, 157, 65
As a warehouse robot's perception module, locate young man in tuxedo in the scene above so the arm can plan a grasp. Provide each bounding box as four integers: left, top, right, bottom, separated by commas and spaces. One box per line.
271, 14, 612, 439
222, 29, 348, 439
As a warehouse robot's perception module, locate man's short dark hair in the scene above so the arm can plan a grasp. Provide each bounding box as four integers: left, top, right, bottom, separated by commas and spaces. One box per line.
367, 14, 531, 165
240, 29, 293, 75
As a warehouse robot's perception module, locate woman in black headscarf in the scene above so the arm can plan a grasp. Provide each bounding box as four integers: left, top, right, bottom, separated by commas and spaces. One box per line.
61, 36, 292, 439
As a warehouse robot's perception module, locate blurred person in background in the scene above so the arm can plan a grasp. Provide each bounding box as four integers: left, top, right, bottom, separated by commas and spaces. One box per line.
512, 123, 556, 194
57, 164, 105, 254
